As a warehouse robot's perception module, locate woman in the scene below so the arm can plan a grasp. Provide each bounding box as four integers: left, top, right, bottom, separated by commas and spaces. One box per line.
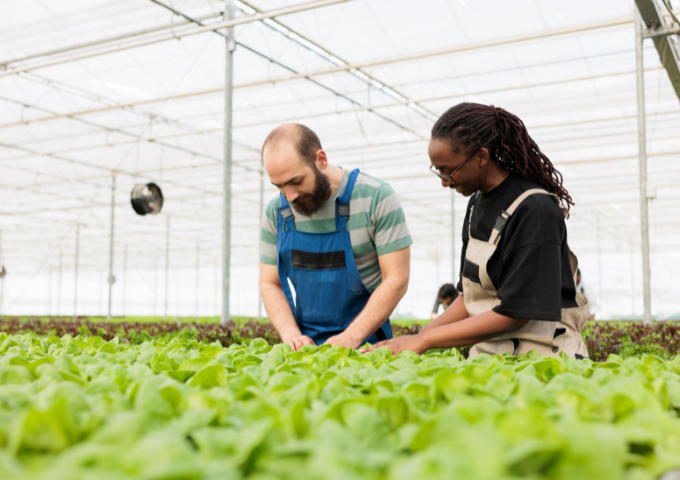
363, 103, 589, 359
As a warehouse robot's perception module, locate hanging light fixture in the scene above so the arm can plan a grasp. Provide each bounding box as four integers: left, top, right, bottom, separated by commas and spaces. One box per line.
130, 183, 164, 216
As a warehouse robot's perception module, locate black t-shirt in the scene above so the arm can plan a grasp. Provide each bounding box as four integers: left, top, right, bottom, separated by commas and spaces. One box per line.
456, 172, 578, 321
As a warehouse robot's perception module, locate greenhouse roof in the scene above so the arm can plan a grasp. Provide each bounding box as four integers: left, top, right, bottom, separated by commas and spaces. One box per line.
0, 0, 679, 318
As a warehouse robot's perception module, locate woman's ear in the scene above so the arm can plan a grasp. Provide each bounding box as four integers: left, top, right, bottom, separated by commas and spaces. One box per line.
477, 147, 491, 166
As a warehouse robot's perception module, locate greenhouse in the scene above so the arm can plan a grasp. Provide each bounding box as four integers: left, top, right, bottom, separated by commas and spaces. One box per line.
1, 0, 680, 479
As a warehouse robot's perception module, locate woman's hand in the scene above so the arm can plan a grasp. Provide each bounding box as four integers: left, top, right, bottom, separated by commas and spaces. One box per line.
360, 334, 428, 355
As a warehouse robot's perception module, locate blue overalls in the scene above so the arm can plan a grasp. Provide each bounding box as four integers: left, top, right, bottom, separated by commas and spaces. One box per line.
276, 169, 393, 345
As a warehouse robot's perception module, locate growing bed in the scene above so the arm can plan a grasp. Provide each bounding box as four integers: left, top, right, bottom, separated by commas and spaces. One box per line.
1, 327, 680, 479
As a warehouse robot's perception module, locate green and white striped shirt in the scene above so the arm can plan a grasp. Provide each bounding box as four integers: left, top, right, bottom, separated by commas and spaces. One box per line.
260, 168, 413, 291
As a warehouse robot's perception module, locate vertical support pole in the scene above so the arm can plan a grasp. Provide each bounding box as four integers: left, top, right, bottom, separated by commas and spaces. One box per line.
214, 256, 219, 318
221, 0, 235, 325
635, 8, 653, 325
98, 270, 103, 315
630, 242, 636, 318
58, 249, 62, 316
48, 268, 52, 315
74, 223, 80, 319
195, 242, 200, 320
596, 216, 603, 316
154, 267, 159, 317
451, 190, 456, 283
107, 175, 116, 318
0, 230, 4, 316
258, 166, 264, 320
165, 216, 170, 319
123, 245, 127, 317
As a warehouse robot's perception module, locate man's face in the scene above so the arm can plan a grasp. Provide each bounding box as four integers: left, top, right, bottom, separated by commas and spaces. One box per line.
576, 274, 581, 287
263, 141, 331, 216
428, 138, 480, 197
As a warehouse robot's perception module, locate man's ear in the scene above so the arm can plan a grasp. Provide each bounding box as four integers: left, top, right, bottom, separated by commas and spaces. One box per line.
316, 150, 328, 170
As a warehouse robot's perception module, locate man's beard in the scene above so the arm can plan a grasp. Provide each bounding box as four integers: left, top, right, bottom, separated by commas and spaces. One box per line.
292, 166, 332, 216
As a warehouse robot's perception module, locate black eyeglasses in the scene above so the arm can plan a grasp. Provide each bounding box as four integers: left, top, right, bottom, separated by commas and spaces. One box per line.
429, 150, 477, 184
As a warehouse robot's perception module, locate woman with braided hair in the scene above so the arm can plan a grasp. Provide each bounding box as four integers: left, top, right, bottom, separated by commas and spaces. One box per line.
363, 103, 589, 359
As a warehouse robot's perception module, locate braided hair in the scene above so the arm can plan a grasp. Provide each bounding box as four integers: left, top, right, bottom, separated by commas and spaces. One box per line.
431, 103, 573, 213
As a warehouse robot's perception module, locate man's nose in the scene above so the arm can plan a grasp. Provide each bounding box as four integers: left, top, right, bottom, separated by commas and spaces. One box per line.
441, 178, 452, 188
285, 188, 299, 203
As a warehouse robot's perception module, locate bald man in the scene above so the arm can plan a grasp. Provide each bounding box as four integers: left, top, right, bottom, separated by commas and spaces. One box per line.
259, 124, 412, 351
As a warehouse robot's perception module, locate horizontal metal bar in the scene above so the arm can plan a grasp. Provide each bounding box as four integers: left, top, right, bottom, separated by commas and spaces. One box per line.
0, 63, 663, 133
0, 12, 223, 67
0, 16, 634, 126
0, 0, 352, 78
643, 24, 680, 38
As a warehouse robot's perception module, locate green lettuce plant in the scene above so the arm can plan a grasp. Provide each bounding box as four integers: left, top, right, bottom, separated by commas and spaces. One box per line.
1, 332, 680, 479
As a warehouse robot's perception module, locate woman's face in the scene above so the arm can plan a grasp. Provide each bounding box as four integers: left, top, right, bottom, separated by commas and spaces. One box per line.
427, 138, 482, 197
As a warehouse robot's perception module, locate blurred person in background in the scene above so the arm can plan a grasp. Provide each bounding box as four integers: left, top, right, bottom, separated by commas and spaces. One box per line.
259, 124, 412, 351
430, 283, 459, 320
575, 268, 598, 320
364, 103, 590, 359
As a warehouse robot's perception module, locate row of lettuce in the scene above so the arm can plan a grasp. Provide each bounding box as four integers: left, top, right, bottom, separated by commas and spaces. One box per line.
1, 332, 680, 479
1, 317, 679, 361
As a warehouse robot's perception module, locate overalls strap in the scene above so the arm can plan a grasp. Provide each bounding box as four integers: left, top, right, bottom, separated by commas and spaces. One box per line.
276, 194, 297, 319
488, 188, 549, 245
278, 194, 296, 232
468, 192, 479, 237
336, 169, 360, 231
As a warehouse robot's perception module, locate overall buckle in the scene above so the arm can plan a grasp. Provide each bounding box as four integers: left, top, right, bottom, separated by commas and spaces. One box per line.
337, 204, 350, 218
280, 206, 294, 220
494, 210, 510, 234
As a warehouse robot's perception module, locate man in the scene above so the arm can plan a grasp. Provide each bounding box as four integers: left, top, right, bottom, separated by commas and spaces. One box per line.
430, 283, 459, 320
259, 124, 412, 351
575, 268, 598, 321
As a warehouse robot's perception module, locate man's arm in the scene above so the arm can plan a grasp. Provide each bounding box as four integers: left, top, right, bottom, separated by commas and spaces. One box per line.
259, 262, 315, 351
325, 246, 410, 348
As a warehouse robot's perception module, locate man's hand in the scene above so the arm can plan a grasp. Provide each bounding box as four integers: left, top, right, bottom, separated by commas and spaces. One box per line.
283, 334, 316, 351
261, 262, 315, 352
325, 331, 361, 349
430, 312, 438, 321
360, 335, 427, 355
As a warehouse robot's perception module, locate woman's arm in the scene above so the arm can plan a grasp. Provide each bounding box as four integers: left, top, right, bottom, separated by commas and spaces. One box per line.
420, 294, 469, 333
362, 310, 528, 354
420, 311, 529, 350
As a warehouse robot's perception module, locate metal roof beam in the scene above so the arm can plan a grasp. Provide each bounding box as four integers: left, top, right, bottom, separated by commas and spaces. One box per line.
635, 0, 680, 100
0, 95, 263, 175
234, 0, 437, 121
145, 0, 426, 140
0, 12, 223, 68
0, 17, 635, 129
0, 0, 352, 78
0, 64, 663, 133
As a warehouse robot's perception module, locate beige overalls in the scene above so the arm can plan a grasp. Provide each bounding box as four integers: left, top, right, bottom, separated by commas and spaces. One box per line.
463, 189, 589, 359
